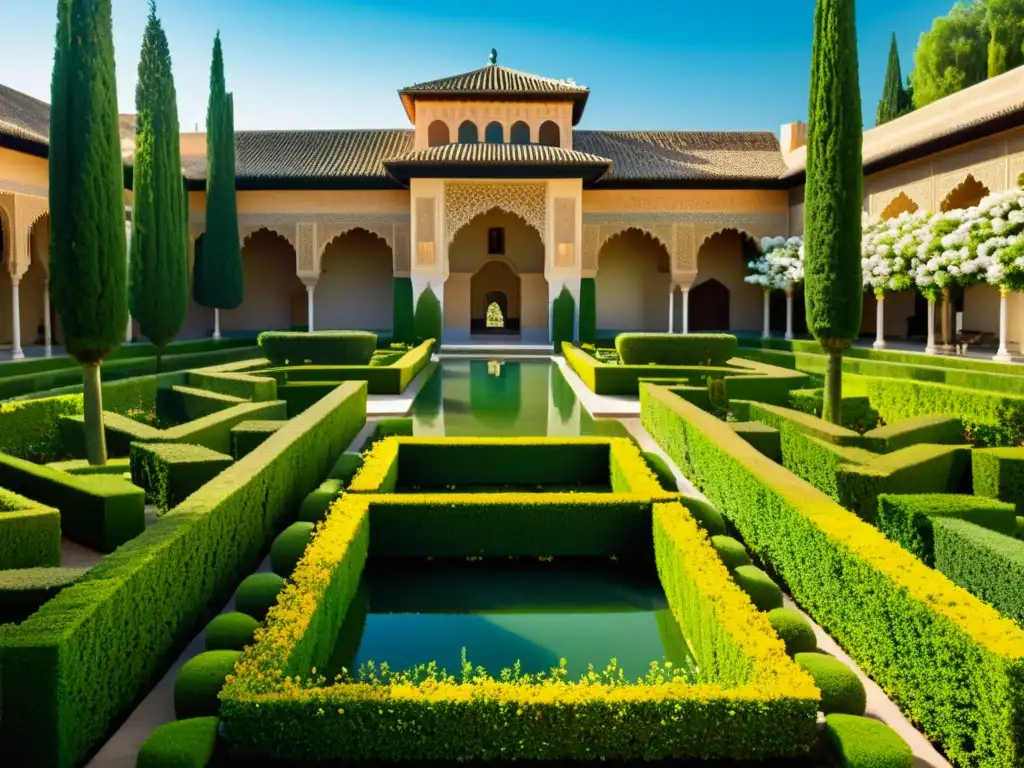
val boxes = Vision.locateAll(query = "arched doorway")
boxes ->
[220,228,305,335]
[693,229,762,332]
[471,261,520,335]
[446,208,545,343]
[318,228,393,332]
[688,279,730,331]
[595,228,670,335]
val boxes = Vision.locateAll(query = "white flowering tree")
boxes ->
[861,211,924,349]
[746,236,804,339]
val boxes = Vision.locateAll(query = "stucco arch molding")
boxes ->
[0,193,49,279]
[445,182,547,245]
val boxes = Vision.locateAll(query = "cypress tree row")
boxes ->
[876,33,911,125]
[194,33,243,336]
[49,0,129,465]
[578,277,596,345]
[392,277,416,344]
[130,1,188,370]
[803,0,864,425]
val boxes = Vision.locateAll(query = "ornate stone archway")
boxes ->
[445,182,547,245]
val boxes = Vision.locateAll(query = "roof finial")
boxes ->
[489,48,497,65]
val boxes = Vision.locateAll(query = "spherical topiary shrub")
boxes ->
[825,713,913,768]
[204,612,260,652]
[642,451,676,491]
[298,479,344,523]
[732,565,783,611]
[270,522,315,577]
[173,651,241,719]
[681,495,726,536]
[234,572,286,621]
[328,452,364,485]
[414,286,442,344]
[767,607,817,656]
[137,716,220,767]
[795,652,867,715]
[711,535,750,570]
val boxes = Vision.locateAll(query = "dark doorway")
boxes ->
[688,279,730,332]
[769,286,807,335]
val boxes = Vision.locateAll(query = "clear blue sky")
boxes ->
[0,0,955,135]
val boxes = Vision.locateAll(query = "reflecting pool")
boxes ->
[410,359,629,438]
[325,559,697,683]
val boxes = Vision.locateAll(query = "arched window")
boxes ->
[539,120,560,147]
[458,120,479,144]
[510,121,530,145]
[427,120,450,147]
[484,121,503,144]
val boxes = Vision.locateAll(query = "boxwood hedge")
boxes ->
[615,333,738,366]
[258,330,377,366]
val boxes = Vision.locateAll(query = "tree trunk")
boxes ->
[822,348,844,425]
[83,361,108,466]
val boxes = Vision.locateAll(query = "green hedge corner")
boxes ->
[173,651,241,720]
[767,607,817,656]
[328,452,364,485]
[0,566,85,624]
[711,535,750,570]
[130,443,234,515]
[824,714,913,768]
[680,495,727,536]
[733,565,784,611]
[136,716,220,768]
[270,522,315,577]
[795,652,867,715]
[234,573,286,621]
[616,333,738,366]
[204,612,261,652]
[641,451,676,491]
[298,479,344,523]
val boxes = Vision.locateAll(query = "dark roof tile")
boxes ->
[0,84,49,146]
[384,142,610,166]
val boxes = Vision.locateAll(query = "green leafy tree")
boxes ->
[578,277,596,344]
[910,2,989,107]
[414,285,442,343]
[49,0,129,465]
[877,33,913,124]
[193,33,242,333]
[986,0,1024,77]
[552,286,576,352]
[130,1,188,370]
[804,0,864,425]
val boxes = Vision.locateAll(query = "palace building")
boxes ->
[2,52,1024,356]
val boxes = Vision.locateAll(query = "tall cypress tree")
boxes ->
[877,33,911,125]
[49,0,129,465]
[804,0,864,425]
[193,33,243,334]
[130,1,188,369]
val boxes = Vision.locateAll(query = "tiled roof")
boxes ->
[399,63,590,124]
[574,131,789,182]
[0,84,49,148]
[383,142,612,183]
[233,130,414,182]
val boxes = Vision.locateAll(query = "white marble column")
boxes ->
[668,286,675,333]
[873,293,886,349]
[43,279,52,355]
[995,288,1012,362]
[681,287,690,334]
[10,277,24,360]
[925,299,936,354]
[785,286,794,341]
[307,285,315,332]
[213,308,221,340]
[762,290,771,339]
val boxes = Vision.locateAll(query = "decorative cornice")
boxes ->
[0,179,47,199]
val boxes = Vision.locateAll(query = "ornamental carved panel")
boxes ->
[415,197,436,266]
[554,197,576,267]
[295,221,318,274]
[445,182,547,244]
[393,222,411,274]
[10,196,49,278]
[582,224,600,272]
[673,224,695,272]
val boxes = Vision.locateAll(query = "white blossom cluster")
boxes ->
[860,211,926,295]
[745,236,804,291]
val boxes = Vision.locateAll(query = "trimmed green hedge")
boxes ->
[616,333,738,366]
[0,381,367,768]
[794,652,866,715]
[230,420,286,459]
[130,443,234,514]
[825,713,913,768]
[733,400,864,447]
[641,383,1024,768]
[174,651,241,719]
[0,567,84,624]
[973,447,1024,511]
[0,487,61,570]
[186,369,276,402]
[60,399,288,458]
[861,414,964,453]
[729,421,781,461]
[136,716,220,768]
[258,331,377,366]
[877,493,1017,566]
[0,453,144,552]
[166,385,244,422]
[365,495,654,558]
[933,516,1024,625]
